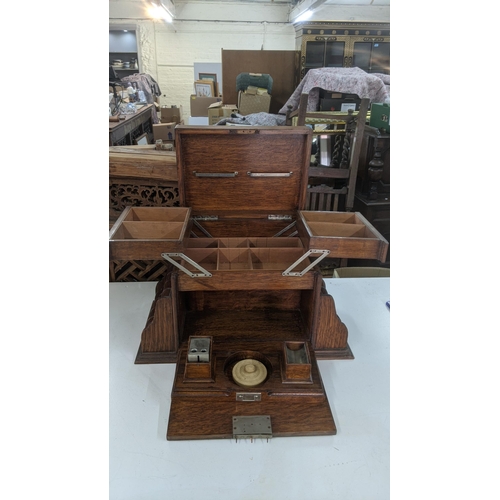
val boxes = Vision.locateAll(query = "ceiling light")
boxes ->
[294,9,313,23]
[149,1,174,23]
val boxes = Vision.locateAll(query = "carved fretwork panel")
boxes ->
[109,180,180,220]
[110,259,169,282]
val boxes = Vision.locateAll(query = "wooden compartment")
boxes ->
[122,206,189,222]
[114,221,185,240]
[297,210,389,262]
[183,336,215,382]
[109,206,192,260]
[178,249,219,273]
[218,248,252,271]
[250,248,308,271]
[177,246,311,273]
[168,338,335,440]
[281,341,312,383]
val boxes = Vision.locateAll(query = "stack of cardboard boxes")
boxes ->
[160,72,274,130]
[153,105,184,147]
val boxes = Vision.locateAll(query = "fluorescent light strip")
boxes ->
[150,1,173,23]
[294,9,313,23]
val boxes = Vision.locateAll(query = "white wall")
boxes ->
[109,0,390,120]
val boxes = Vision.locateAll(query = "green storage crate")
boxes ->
[369,103,390,132]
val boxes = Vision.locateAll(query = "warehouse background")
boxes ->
[109,0,390,114]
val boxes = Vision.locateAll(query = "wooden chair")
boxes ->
[286,94,369,212]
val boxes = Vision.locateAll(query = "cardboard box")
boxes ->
[369,103,390,132]
[333,267,390,278]
[190,95,222,117]
[153,122,177,142]
[237,91,271,115]
[160,105,183,124]
[207,102,239,125]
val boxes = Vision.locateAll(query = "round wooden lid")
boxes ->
[232,359,267,387]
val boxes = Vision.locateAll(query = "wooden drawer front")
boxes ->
[109,206,191,260]
[297,210,389,262]
[172,237,316,291]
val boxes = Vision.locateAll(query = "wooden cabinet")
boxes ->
[295,21,390,79]
[353,126,390,264]
[109,126,389,440]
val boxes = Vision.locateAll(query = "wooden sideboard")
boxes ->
[109,104,154,146]
[294,21,390,80]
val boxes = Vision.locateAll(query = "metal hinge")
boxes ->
[192,215,218,221]
[268,215,292,221]
[233,415,272,441]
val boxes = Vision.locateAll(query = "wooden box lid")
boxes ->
[175,126,312,213]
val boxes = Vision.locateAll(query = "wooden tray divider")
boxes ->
[124,206,190,222]
[217,238,249,249]
[217,248,253,271]
[307,222,373,238]
[186,238,219,248]
[250,248,309,271]
[300,211,358,224]
[118,221,185,240]
[180,249,218,273]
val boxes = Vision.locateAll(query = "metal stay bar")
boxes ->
[162,249,329,279]
[161,252,212,278]
[282,249,330,277]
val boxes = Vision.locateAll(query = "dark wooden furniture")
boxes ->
[356,125,390,200]
[109,103,154,146]
[354,192,389,253]
[295,21,390,79]
[221,49,300,114]
[286,93,369,212]
[109,126,388,440]
[353,125,390,264]
[109,145,179,282]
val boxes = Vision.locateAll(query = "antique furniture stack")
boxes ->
[109,125,388,440]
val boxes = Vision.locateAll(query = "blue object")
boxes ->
[386,301,390,310]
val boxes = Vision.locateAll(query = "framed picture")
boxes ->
[194,80,215,97]
[198,73,217,85]
[134,133,149,145]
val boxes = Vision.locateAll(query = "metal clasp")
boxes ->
[236,392,261,402]
[232,415,272,441]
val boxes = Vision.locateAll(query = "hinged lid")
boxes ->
[176,126,312,213]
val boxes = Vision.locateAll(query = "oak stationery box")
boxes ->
[109,125,388,440]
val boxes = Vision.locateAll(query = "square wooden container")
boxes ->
[109,206,192,260]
